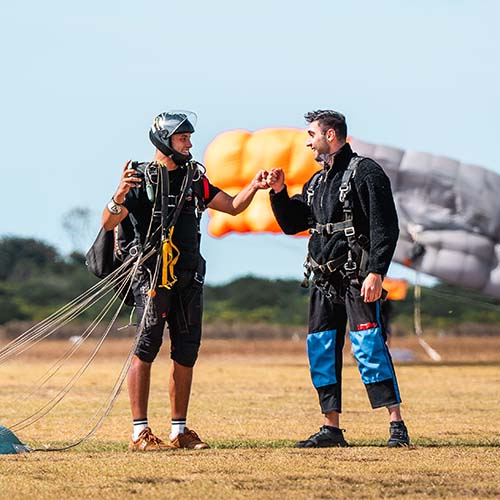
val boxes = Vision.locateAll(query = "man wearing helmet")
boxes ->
[102,111,269,451]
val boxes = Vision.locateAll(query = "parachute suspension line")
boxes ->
[1,250,156,417]
[422,286,500,312]
[32,247,164,451]
[33,294,151,451]
[6,255,143,435]
[9,180,164,448]
[413,270,442,362]
[0,254,142,365]
[1,162,165,449]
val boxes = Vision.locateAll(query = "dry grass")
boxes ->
[0,336,499,499]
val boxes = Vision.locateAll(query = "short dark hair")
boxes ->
[304,109,347,141]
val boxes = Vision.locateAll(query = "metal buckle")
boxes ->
[324,223,334,235]
[129,245,141,257]
[339,184,350,202]
[167,195,178,208]
[194,272,204,285]
[344,260,357,272]
[326,260,338,273]
[306,187,314,205]
[344,227,355,237]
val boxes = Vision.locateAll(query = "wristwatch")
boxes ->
[107,197,123,215]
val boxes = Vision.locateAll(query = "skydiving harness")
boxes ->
[153,160,208,289]
[302,156,370,299]
[87,160,210,303]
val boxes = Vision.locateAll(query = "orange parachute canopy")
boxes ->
[204,128,317,237]
[382,278,408,301]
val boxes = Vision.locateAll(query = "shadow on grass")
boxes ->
[210,439,500,449]
[24,437,499,453]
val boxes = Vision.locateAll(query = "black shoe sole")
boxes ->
[295,441,349,448]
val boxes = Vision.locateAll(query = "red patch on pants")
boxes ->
[357,322,377,331]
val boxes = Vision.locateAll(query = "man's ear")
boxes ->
[326,129,335,142]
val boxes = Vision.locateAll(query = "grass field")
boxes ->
[0,336,499,499]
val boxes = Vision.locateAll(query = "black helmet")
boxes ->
[149,111,197,165]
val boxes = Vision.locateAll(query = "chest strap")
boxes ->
[302,156,370,289]
[310,220,354,236]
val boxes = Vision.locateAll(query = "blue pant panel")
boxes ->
[349,326,396,384]
[307,329,337,388]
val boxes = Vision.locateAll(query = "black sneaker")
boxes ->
[295,426,349,448]
[388,421,410,447]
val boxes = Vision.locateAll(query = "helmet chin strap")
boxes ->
[152,136,192,166]
[169,146,192,166]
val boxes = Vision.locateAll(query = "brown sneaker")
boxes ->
[129,427,172,451]
[170,428,210,449]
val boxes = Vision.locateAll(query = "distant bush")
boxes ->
[0,236,499,336]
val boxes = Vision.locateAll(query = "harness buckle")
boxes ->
[344,227,355,237]
[326,260,338,273]
[344,260,357,272]
[129,244,142,257]
[324,223,335,235]
[167,195,178,208]
[306,187,315,205]
[194,272,204,285]
[339,184,350,202]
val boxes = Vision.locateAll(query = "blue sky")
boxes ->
[1,1,498,284]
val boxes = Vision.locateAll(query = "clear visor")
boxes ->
[165,109,197,135]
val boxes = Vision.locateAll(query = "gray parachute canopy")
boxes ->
[350,138,500,299]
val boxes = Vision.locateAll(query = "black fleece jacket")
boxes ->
[269,143,399,276]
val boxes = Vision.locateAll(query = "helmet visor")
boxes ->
[164,110,197,136]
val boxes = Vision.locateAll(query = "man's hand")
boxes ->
[251,169,270,190]
[360,273,383,302]
[267,168,285,193]
[113,160,142,204]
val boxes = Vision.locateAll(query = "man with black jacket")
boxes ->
[267,110,410,448]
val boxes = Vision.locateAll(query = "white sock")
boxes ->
[170,419,186,439]
[132,419,148,440]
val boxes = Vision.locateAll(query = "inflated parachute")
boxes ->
[204,129,500,298]
[204,129,314,237]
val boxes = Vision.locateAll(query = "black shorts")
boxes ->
[132,263,204,367]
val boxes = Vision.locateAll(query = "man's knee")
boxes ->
[135,335,163,363]
[170,341,200,368]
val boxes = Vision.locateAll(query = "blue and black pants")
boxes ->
[307,280,401,414]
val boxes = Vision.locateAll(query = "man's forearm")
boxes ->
[229,184,259,215]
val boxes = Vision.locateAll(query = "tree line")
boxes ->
[1,236,499,333]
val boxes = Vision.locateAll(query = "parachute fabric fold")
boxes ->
[0,426,31,454]
[349,138,500,298]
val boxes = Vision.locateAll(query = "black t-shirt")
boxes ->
[123,163,220,270]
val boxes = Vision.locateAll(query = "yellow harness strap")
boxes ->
[159,226,180,289]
